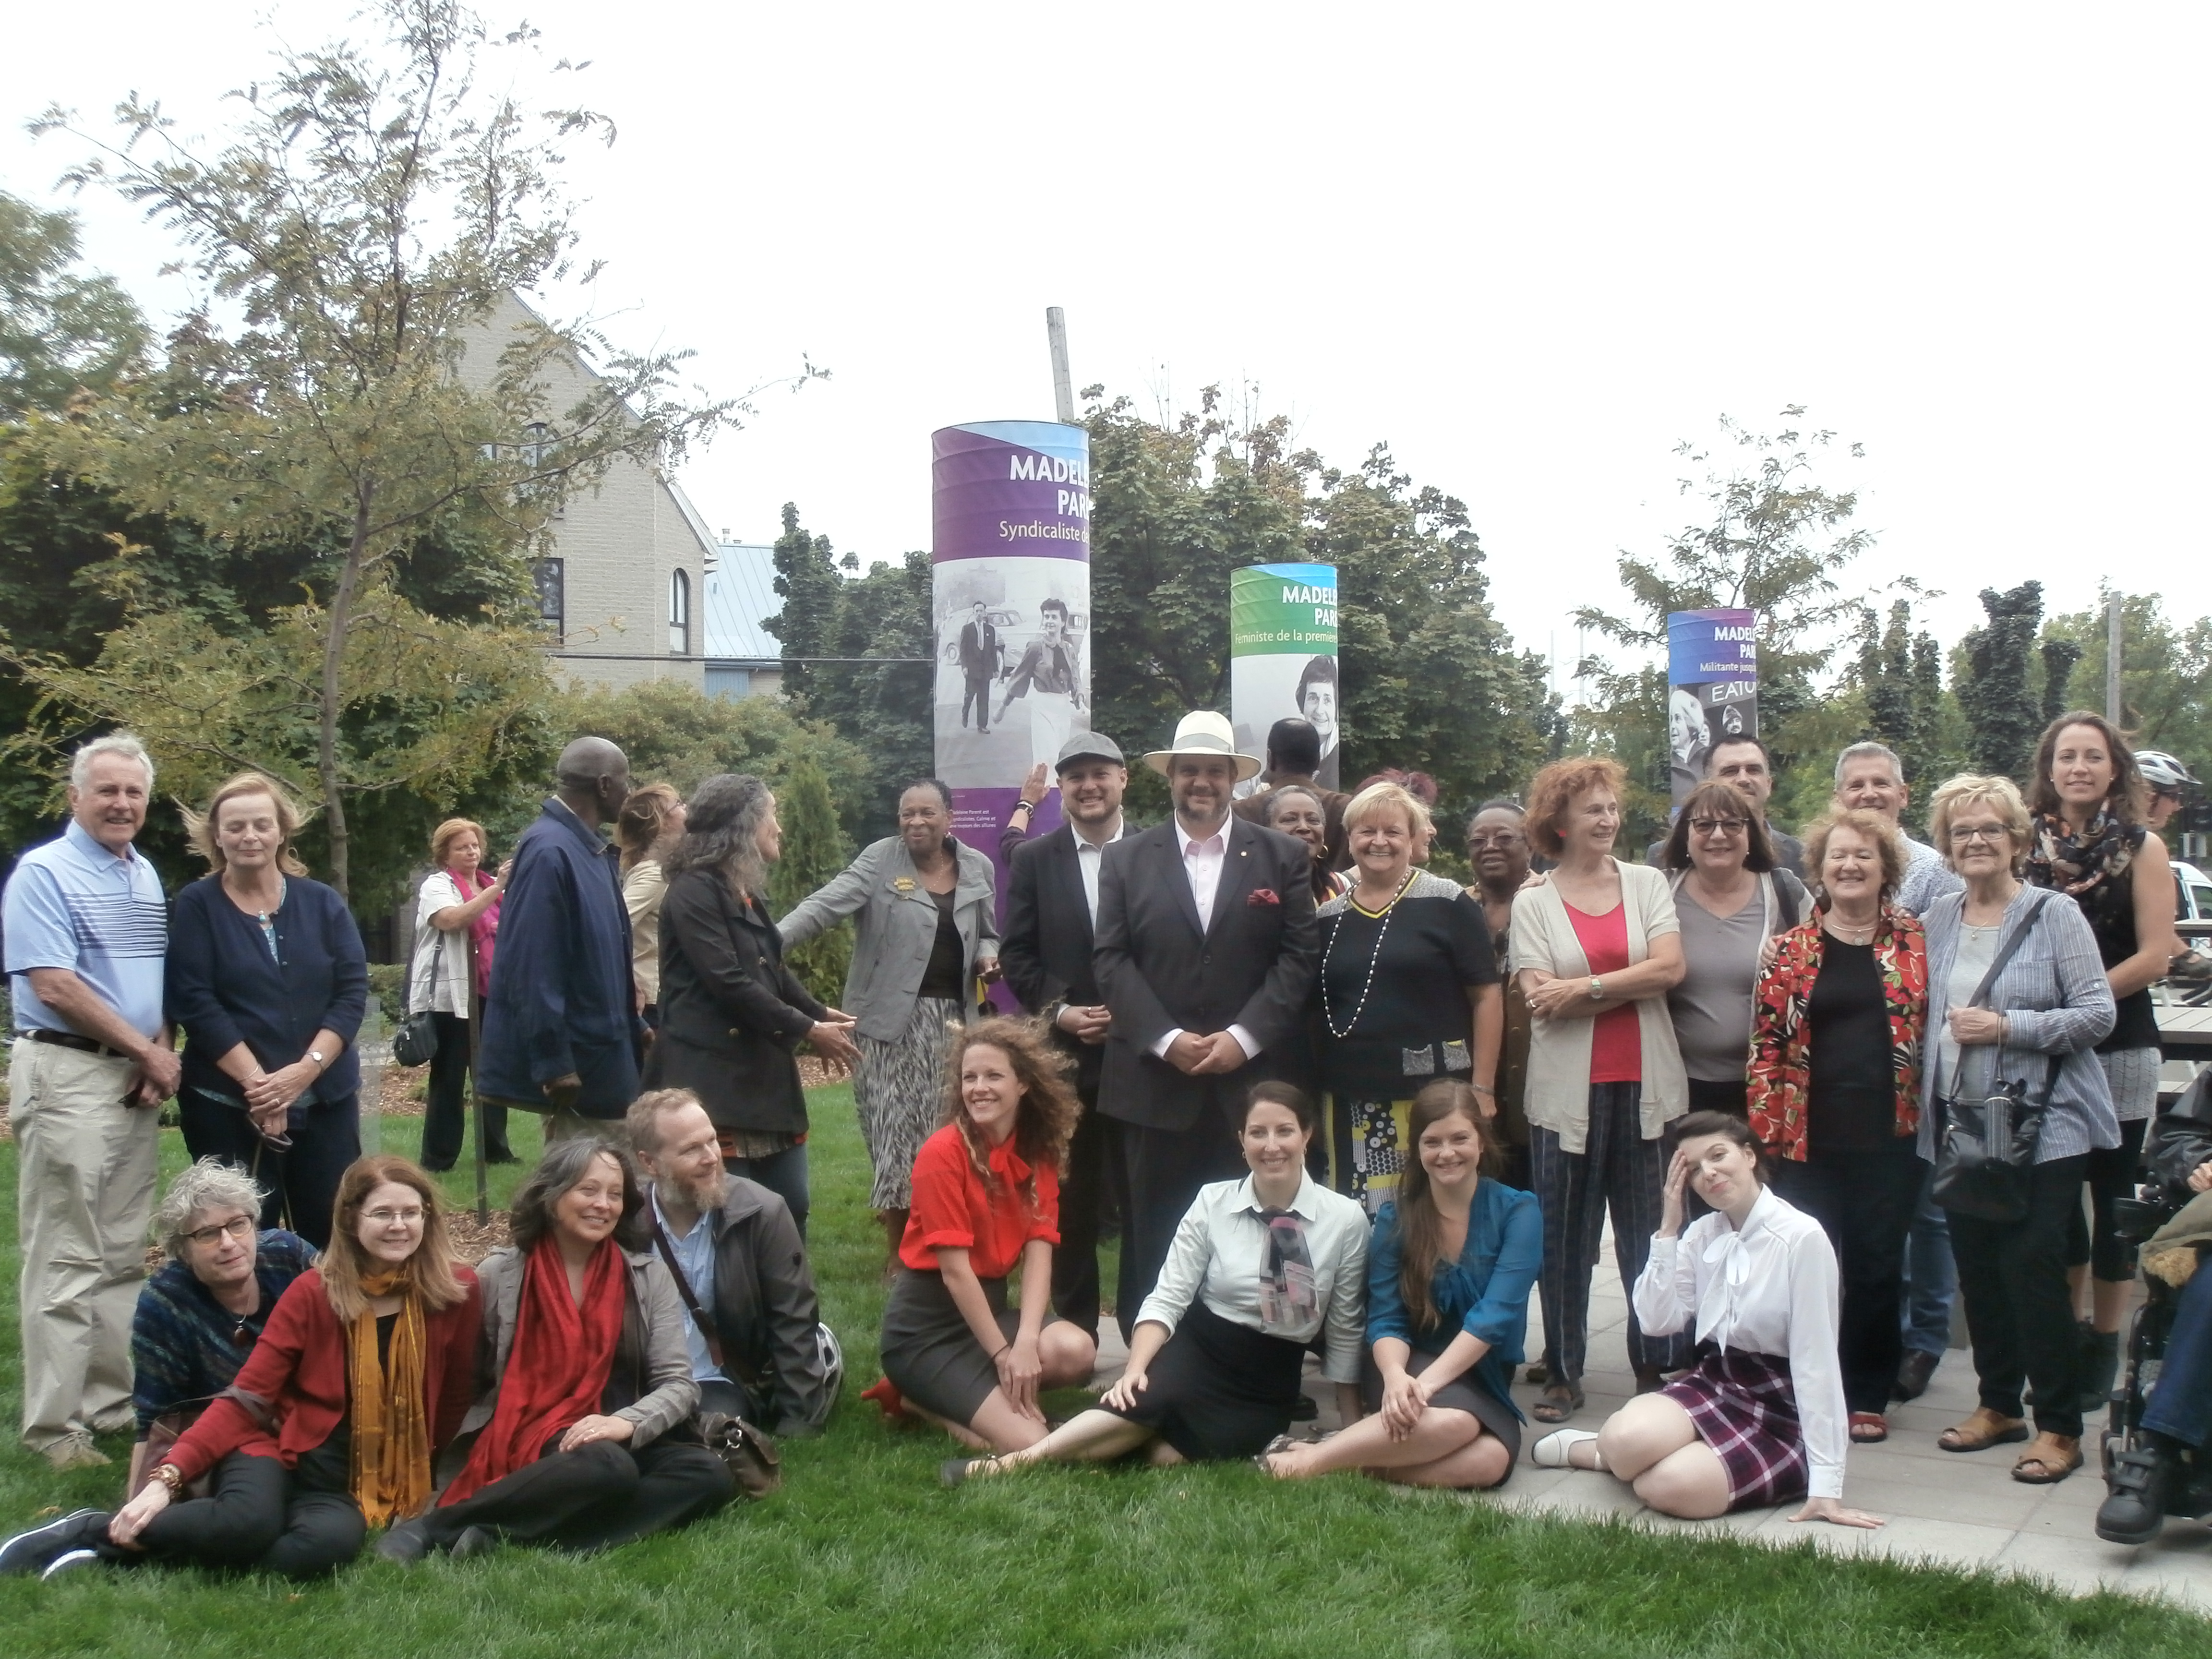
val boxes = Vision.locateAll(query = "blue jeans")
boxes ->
[1899,1164,1957,1356]
[2144,1256,2212,1450]
[726,1140,809,1237]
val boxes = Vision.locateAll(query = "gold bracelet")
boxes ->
[152,1463,184,1494]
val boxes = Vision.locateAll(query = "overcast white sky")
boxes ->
[7,3,2207,694]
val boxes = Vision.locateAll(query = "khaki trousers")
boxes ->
[12,1040,160,1450]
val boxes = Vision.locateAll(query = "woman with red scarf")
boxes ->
[409,818,515,1171]
[378,1139,731,1563]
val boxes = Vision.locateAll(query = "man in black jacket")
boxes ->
[628,1089,836,1438]
[1094,711,1320,1334]
[957,602,998,733]
[1000,731,1130,1341]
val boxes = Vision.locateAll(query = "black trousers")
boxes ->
[1114,1114,1245,1342]
[126,1445,364,1579]
[2065,1115,2150,1283]
[962,673,992,730]
[1948,1153,2092,1438]
[421,1438,733,1555]
[1051,1086,1118,1340]
[178,1092,361,1252]
[1768,1135,1923,1416]
[422,1011,513,1170]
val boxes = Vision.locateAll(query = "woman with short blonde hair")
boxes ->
[408,817,513,1170]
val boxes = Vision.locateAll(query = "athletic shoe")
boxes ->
[0,1510,108,1576]
[39,1549,104,1581]
[39,1433,110,1471]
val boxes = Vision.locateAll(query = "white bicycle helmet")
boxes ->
[817,1322,845,1406]
[2139,751,2198,794]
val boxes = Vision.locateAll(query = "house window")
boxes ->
[530,558,565,640]
[668,568,691,656]
[520,422,551,471]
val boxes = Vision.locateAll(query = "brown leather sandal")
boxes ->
[2012,1432,2083,1484]
[1938,1407,2030,1453]
[1530,1382,1585,1424]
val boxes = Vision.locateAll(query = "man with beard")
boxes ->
[628,1088,835,1437]
[999,732,1131,1342]
[1093,711,1319,1333]
[1465,800,1536,1193]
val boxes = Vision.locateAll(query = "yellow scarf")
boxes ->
[349,1269,432,1527]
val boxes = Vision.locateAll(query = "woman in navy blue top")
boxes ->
[1262,1080,1541,1487]
[167,773,368,1249]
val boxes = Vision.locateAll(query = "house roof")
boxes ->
[705,542,781,662]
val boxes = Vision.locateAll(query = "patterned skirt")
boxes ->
[1659,1344,1809,1511]
[1327,1094,1412,1218]
[855,998,962,1210]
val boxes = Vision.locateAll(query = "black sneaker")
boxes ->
[0,1510,108,1576]
[1288,1394,1319,1422]
[2097,1445,2181,1545]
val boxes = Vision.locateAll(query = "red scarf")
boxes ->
[447,866,501,997]
[441,1236,625,1504]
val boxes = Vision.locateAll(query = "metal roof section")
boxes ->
[706,541,781,662]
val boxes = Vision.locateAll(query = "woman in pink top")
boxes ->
[1510,757,1693,1422]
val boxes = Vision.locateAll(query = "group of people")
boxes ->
[0,693,2199,1577]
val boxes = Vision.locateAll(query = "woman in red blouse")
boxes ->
[875,1018,1095,1453]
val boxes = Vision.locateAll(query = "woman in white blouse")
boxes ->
[940,1083,1367,1483]
[1531,1112,1882,1527]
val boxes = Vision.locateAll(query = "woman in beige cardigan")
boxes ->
[1511,757,1692,1421]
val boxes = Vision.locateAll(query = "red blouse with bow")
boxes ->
[898,1123,1060,1278]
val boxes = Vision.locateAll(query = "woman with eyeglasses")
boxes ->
[0,1156,480,1581]
[1659,781,1810,1120]
[1919,775,2116,1485]
[1746,809,1928,1446]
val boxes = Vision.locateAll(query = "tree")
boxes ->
[768,757,853,1006]
[2044,590,2212,785]
[764,502,845,707]
[31,0,740,895]
[1957,582,2048,777]
[0,191,148,418]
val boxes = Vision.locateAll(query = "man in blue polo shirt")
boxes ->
[3,733,179,1469]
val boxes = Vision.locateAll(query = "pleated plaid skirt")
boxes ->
[1659,1344,1809,1512]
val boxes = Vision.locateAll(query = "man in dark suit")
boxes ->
[1232,716,1349,872]
[999,730,1130,1342]
[957,602,998,733]
[1093,710,1320,1334]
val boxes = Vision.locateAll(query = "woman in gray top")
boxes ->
[781,778,1000,1266]
[1659,781,1808,1118]
[1918,774,2116,1487]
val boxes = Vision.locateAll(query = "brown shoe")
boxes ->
[2013,1432,2083,1484]
[1938,1407,2030,1453]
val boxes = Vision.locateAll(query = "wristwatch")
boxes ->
[308,1048,329,1070]
[1587,977,1604,1001]
[151,1463,184,1494]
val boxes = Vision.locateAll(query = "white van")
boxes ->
[2176,860,2212,924]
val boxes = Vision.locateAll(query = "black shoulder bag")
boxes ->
[1932,894,2061,1225]
[393,926,444,1068]
[650,1219,782,1499]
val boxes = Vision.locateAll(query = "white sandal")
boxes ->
[1531,1429,1605,1470]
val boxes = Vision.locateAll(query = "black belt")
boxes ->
[21,1029,132,1061]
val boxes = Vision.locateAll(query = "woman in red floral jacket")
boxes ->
[1748,809,1928,1445]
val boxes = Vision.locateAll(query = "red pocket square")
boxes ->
[1247,888,1281,906]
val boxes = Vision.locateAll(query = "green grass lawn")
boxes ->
[0,1086,2205,1656]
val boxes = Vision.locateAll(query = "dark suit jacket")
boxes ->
[1000,822,1112,1095]
[959,620,998,677]
[1093,815,1319,1132]
[479,799,640,1118]
[647,869,827,1135]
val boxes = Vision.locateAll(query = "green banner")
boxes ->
[1231,563,1338,657]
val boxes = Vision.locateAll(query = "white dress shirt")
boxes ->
[1135,1172,1370,1384]
[1071,817,1125,927]
[1632,1187,1849,1500]
[1152,815,1258,1061]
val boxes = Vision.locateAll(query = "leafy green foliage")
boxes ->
[0,191,148,419]
[769,756,854,1005]
[1958,582,2050,778]
[2045,591,2212,785]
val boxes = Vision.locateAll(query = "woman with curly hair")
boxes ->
[1746,809,1928,1445]
[646,773,858,1234]
[1510,755,1691,1421]
[877,1017,1096,1453]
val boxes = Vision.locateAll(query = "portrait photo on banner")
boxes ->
[934,554,1092,789]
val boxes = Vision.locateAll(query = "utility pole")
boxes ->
[2106,593,2124,722]
[1046,306,1075,424]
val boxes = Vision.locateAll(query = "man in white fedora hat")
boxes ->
[1092,710,1319,1336]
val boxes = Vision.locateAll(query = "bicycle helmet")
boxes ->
[2140,751,2198,794]
[817,1322,845,1405]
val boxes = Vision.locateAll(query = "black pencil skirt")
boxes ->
[1104,1299,1309,1462]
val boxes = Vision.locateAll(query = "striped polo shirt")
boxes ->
[4,818,168,1040]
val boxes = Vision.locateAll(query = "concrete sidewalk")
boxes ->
[1090,1229,2212,1611]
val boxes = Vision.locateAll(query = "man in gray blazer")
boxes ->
[1093,711,1319,1335]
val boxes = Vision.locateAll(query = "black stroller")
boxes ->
[2098,1069,2212,1542]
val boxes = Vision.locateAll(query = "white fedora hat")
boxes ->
[1142,710,1263,782]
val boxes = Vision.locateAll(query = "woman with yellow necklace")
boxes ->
[1314,782,1503,1217]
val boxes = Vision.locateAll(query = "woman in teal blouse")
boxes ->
[1261,1080,1540,1487]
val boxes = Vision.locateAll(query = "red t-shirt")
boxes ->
[1565,901,1643,1084]
[898,1123,1061,1280]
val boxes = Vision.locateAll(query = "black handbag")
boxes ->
[393,927,444,1068]
[1932,893,2058,1225]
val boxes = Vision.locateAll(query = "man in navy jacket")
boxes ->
[479,737,640,1131]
